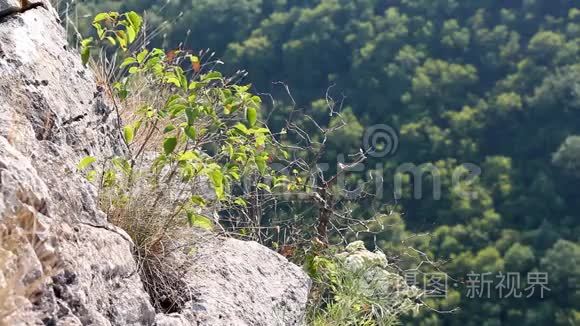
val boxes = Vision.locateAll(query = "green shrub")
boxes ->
[307,241,423,325]
[77,11,291,312]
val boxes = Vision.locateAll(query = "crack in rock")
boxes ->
[0,0,47,21]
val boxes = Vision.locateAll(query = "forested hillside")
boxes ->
[67,0,580,324]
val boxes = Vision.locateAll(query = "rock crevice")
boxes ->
[0,0,51,21]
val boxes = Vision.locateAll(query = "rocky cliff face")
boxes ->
[0,2,310,325]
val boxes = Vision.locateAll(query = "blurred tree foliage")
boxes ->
[71,0,580,324]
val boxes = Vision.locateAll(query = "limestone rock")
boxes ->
[155,232,311,326]
[0,4,154,325]
[0,0,20,17]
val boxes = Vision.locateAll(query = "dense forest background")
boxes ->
[67,0,579,324]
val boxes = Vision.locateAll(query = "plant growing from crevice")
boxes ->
[77,11,292,312]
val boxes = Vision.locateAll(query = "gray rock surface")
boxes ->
[0,0,20,17]
[0,4,155,325]
[0,3,310,325]
[157,232,311,326]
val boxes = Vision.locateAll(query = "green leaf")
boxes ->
[103,169,116,187]
[86,170,97,182]
[273,175,290,188]
[234,198,247,207]
[150,48,165,57]
[136,49,148,63]
[126,25,137,44]
[77,156,96,170]
[115,30,128,49]
[105,36,117,46]
[187,212,213,230]
[165,94,182,107]
[190,195,206,206]
[178,151,196,162]
[120,57,137,68]
[189,55,200,64]
[255,133,266,147]
[201,71,222,81]
[209,169,225,199]
[167,103,187,117]
[257,183,271,192]
[123,125,134,143]
[251,95,262,105]
[179,72,188,91]
[251,127,270,134]
[80,37,93,47]
[163,137,178,155]
[184,126,196,140]
[233,123,249,135]
[112,157,132,175]
[185,107,198,125]
[163,125,176,133]
[81,46,91,66]
[229,169,240,181]
[180,162,195,180]
[93,13,110,23]
[281,149,290,160]
[246,107,257,127]
[166,76,181,87]
[133,120,142,134]
[255,156,267,175]
[126,11,143,35]
[188,81,200,90]
[118,88,128,100]
[93,23,105,39]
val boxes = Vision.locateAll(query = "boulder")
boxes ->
[155,232,311,326]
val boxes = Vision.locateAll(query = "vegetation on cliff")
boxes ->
[66,1,580,325]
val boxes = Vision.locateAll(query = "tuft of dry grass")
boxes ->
[0,209,60,325]
[103,182,196,313]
